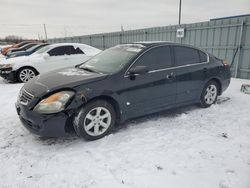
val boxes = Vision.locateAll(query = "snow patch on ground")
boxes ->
[0,78,249,188]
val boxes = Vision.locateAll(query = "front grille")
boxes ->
[18,89,34,105]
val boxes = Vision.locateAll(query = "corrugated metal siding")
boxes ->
[48,15,250,79]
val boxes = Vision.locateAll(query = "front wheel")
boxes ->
[17,67,37,83]
[73,100,116,141]
[199,81,219,108]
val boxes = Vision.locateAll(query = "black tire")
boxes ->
[17,67,38,83]
[199,80,219,108]
[73,100,116,141]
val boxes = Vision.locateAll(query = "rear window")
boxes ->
[71,46,84,54]
[199,51,207,62]
[174,46,200,66]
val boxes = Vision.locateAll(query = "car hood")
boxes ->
[0,53,42,64]
[0,56,27,65]
[9,51,27,57]
[23,67,108,97]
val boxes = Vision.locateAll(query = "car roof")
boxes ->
[115,41,180,50]
[118,41,209,56]
[125,41,204,47]
[17,41,38,46]
[47,43,101,53]
[122,41,207,51]
[132,41,182,47]
[33,43,49,47]
[48,43,95,48]
[43,43,101,56]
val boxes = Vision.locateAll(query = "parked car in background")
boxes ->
[15,42,231,140]
[6,43,40,55]
[6,43,49,59]
[0,53,6,61]
[0,43,101,82]
[1,41,34,56]
[0,44,12,51]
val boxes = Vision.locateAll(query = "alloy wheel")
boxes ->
[19,69,36,83]
[83,107,112,136]
[204,84,217,105]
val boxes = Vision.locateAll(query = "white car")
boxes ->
[0,43,101,82]
[0,54,5,60]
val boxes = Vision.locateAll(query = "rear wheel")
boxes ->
[17,67,37,83]
[200,81,218,108]
[73,100,116,140]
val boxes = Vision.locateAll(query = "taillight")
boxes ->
[222,59,230,67]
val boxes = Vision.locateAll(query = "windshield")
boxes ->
[27,44,40,52]
[27,44,48,52]
[19,43,31,50]
[34,45,51,54]
[79,45,144,74]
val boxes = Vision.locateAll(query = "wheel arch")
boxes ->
[15,66,40,82]
[16,66,40,76]
[86,95,122,125]
[206,78,222,95]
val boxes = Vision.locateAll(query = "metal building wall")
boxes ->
[48,15,250,79]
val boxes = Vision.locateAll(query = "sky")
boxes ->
[0,0,249,39]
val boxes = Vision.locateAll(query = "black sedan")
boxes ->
[6,43,49,58]
[15,42,231,140]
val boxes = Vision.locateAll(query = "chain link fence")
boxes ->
[48,15,250,79]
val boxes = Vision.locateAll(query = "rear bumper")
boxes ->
[0,68,17,82]
[221,78,231,94]
[219,65,231,94]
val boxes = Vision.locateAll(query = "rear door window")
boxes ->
[173,46,201,66]
[133,46,172,71]
[199,51,207,62]
[48,46,72,56]
[70,46,84,54]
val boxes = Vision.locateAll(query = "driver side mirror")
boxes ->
[127,66,149,80]
[128,66,149,75]
[43,53,50,59]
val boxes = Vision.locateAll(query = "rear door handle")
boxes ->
[203,68,208,72]
[166,72,174,80]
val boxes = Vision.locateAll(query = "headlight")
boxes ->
[0,64,13,69]
[34,91,75,114]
